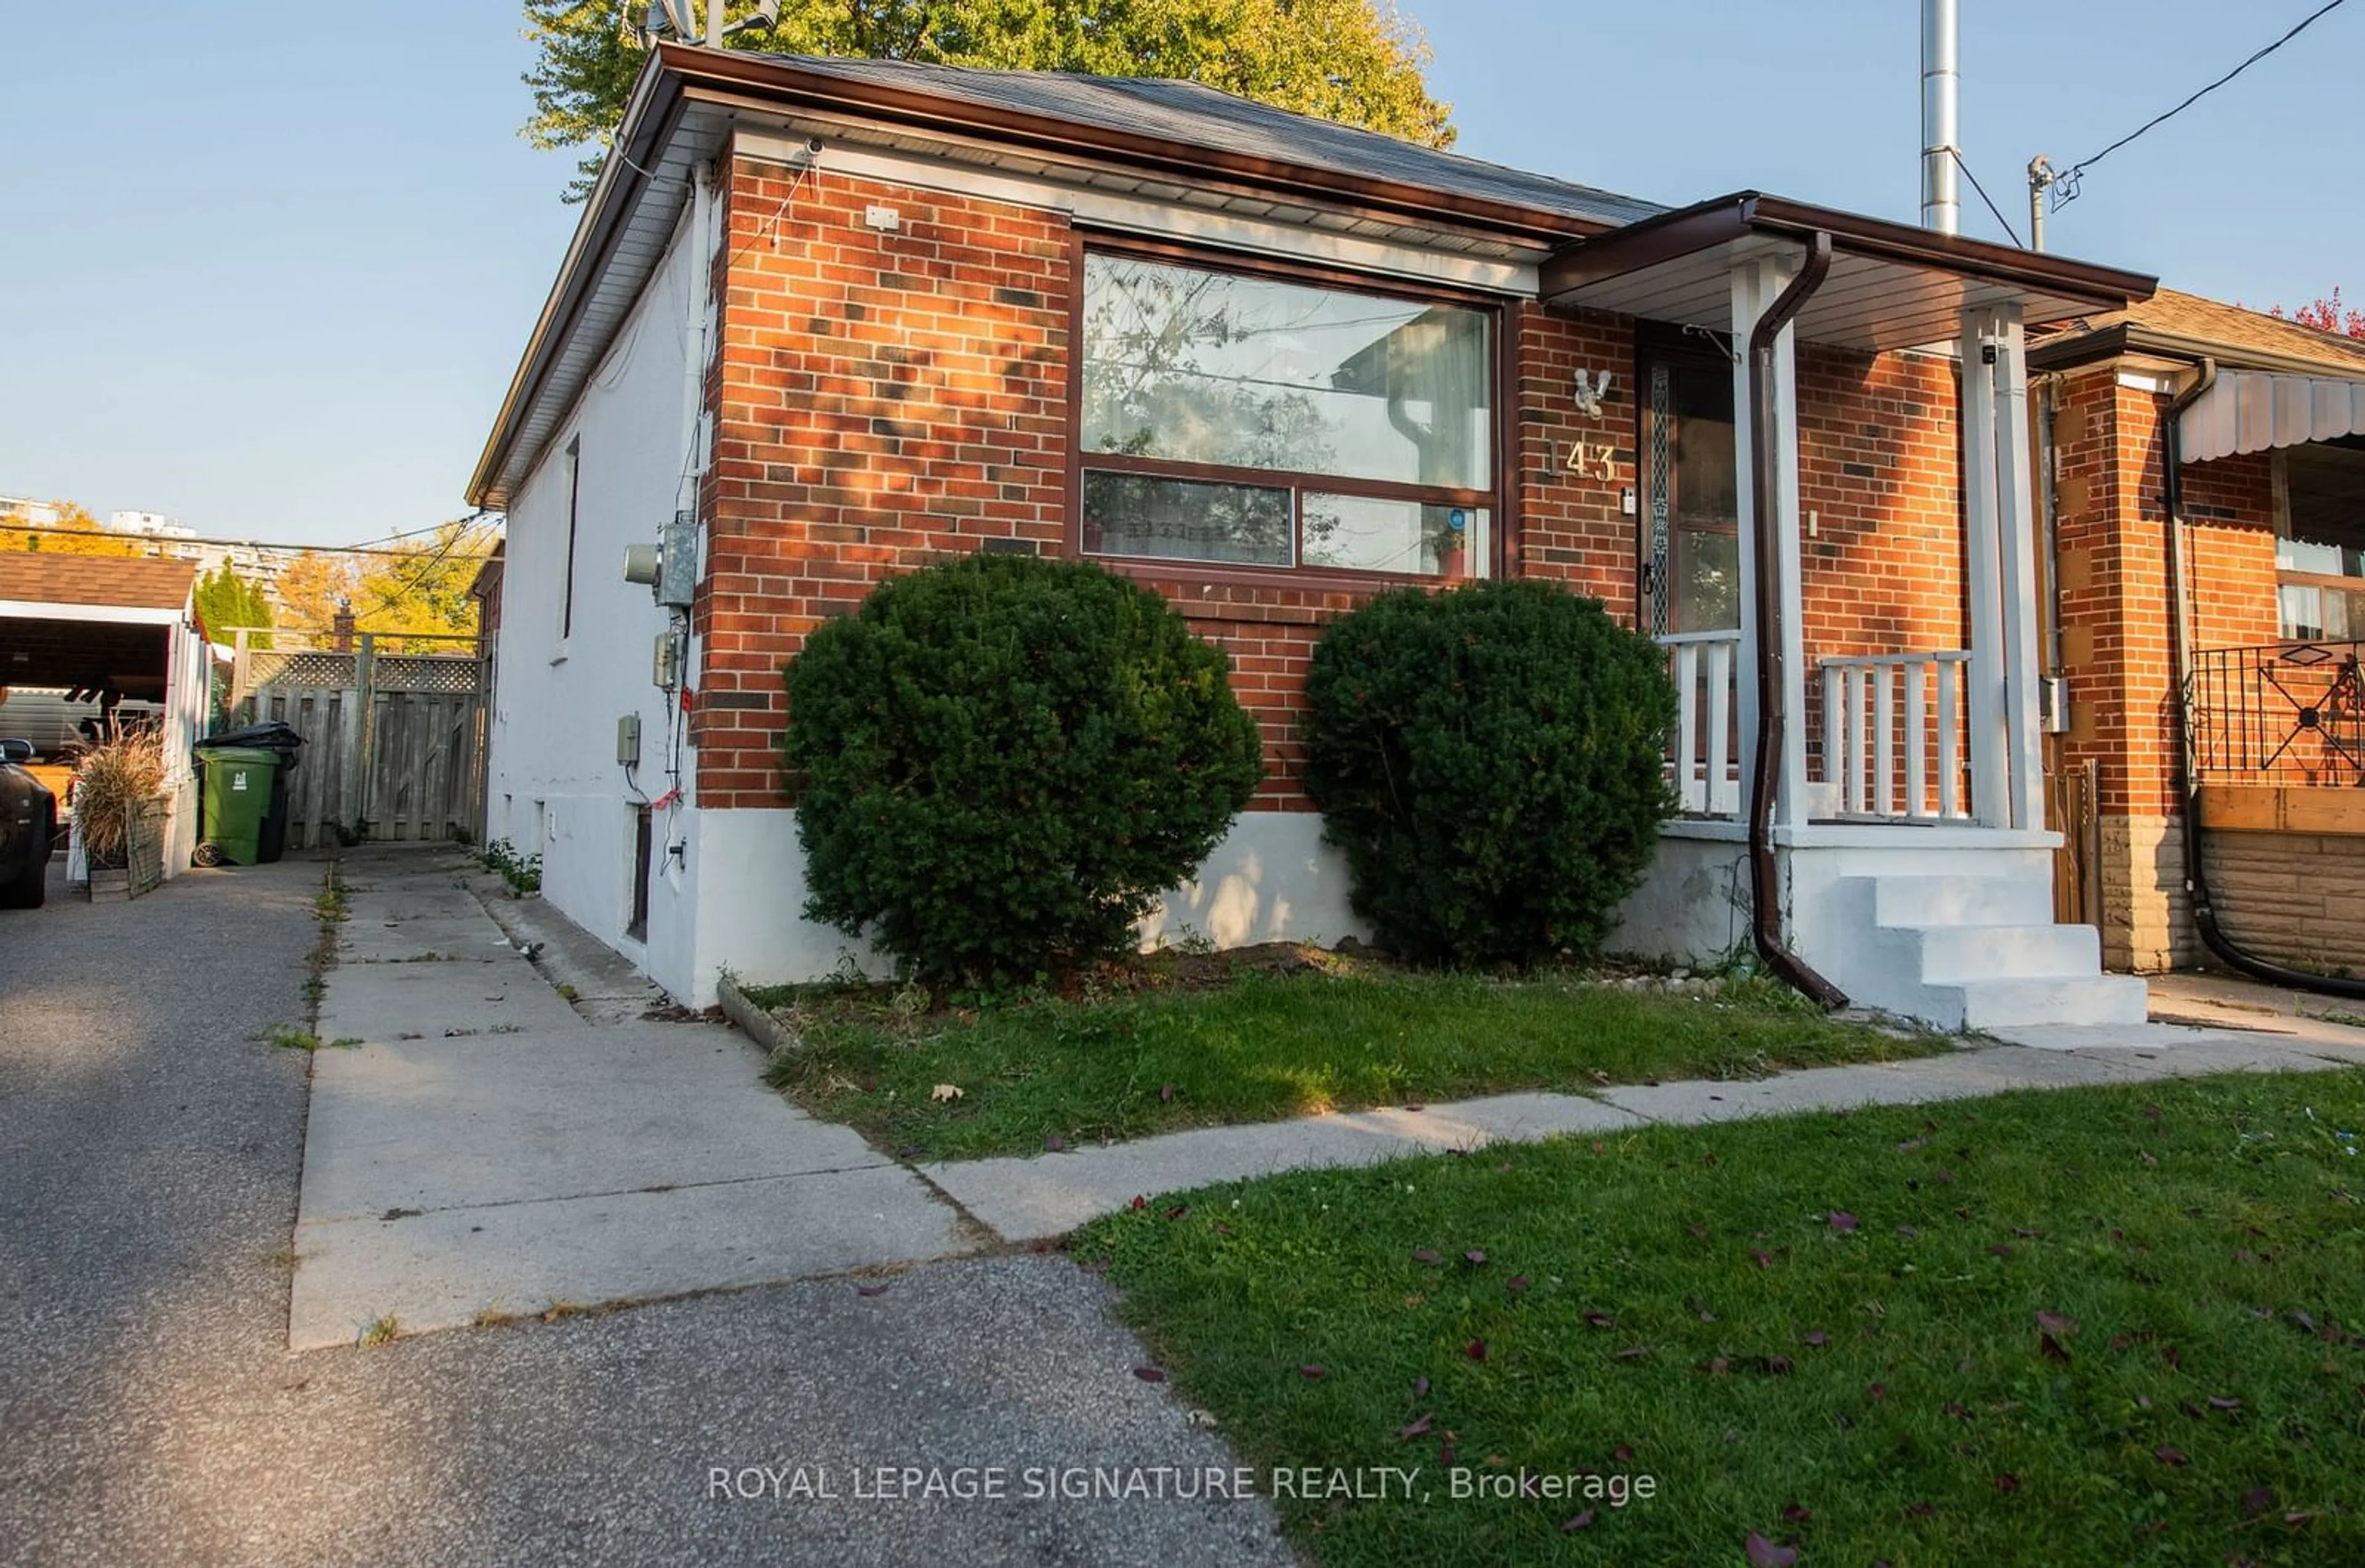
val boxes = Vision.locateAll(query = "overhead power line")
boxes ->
[2052,0,2350,210]
[1,519,501,560]
[1948,148,2026,248]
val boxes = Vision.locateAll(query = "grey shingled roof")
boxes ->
[748,52,1667,229]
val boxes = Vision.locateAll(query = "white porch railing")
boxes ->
[1817,652,1975,823]
[1662,631,1744,818]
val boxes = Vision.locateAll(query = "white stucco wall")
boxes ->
[485,204,705,997]
[661,806,1367,1006]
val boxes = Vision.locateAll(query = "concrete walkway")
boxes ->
[291,847,979,1351]
[923,1019,2363,1242]
[301,848,2365,1336]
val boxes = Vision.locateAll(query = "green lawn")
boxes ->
[751,963,1941,1162]
[1077,1070,2365,1567]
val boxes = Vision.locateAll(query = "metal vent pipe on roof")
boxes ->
[1922,0,1960,235]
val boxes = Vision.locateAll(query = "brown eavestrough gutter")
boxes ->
[1540,192,2154,309]
[2026,320,2365,383]
[1744,231,1848,1011]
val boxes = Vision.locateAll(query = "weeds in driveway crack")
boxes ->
[262,1024,358,1053]
[358,1313,400,1347]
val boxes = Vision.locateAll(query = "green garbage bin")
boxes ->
[199,746,282,867]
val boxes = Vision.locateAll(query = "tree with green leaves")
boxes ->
[195,563,274,646]
[522,0,1452,200]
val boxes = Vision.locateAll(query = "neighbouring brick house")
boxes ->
[468,46,2161,1024]
[2028,292,2365,976]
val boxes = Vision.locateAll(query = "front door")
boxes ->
[1639,344,1742,636]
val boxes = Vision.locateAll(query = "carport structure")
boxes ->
[0,555,212,880]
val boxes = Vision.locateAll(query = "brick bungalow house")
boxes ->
[2029,291,2365,978]
[467,44,2162,1025]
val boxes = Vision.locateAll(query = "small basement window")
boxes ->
[2276,440,2365,639]
[1078,249,1497,580]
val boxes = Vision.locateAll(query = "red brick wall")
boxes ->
[692,155,1070,807]
[1514,304,1637,612]
[687,143,1975,815]
[1795,346,1965,658]
[2181,453,2280,653]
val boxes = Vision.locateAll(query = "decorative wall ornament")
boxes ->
[1572,368,1615,418]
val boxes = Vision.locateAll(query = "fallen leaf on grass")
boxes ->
[1399,1413,1433,1441]
[1870,1381,1889,1401]
[2209,1395,2243,1410]
[2040,1333,2072,1364]
[1829,1211,1859,1232]
[1615,1346,1651,1361]
[1300,1364,1324,1380]
[1411,1376,1430,1397]
[929,1083,963,1102]
[1801,1330,1829,1348]
[1412,1248,1442,1266]
[2241,1485,2276,1516]
[1507,1275,1531,1295]
[1562,1509,1596,1532]
[2154,1446,2188,1466]
[1905,1501,1936,1517]
[1044,1133,1066,1152]
[1464,1250,1488,1266]
[1164,1204,1189,1220]
[1750,1248,1774,1268]
[1988,1244,2015,1258]
[1782,1502,1812,1522]
[1897,1138,1927,1153]
[1584,1311,1616,1330]
[1157,1084,1175,1104]
[1994,1473,2021,1493]
[1744,1531,1798,1567]
[1763,1355,1793,1375]
[1133,1367,1166,1383]
[2037,1310,2080,1336]
[1128,1195,1146,1211]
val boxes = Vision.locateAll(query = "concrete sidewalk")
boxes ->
[924,1020,2362,1243]
[290,846,979,1351]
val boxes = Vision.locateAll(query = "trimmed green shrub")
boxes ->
[781,552,1264,990]
[1302,580,1676,968]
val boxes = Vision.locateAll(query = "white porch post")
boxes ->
[1958,306,2012,825]
[1770,267,1809,824]
[1991,305,2045,828]
[1729,263,1764,804]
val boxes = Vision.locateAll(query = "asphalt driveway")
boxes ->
[0,850,1287,1566]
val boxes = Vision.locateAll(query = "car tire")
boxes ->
[1,816,50,910]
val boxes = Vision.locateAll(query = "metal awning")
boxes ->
[2181,368,2365,464]
[1541,192,2155,352]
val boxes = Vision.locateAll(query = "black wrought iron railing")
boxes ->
[2189,640,2365,784]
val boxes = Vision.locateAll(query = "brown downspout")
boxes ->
[1745,232,1848,1009]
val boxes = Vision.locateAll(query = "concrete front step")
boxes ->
[1955,973,2149,1030]
[1911,921,2101,984]
[1866,872,2055,928]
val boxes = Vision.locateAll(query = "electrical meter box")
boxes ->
[656,510,698,608]
[617,713,642,767]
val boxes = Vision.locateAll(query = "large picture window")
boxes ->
[1078,251,1495,578]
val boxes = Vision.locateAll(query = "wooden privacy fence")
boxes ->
[225,629,488,850]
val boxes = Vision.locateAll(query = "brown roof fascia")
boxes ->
[1542,192,2156,309]
[2026,320,2365,382]
[665,45,1608,249]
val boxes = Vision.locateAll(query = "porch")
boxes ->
[1540,193,2155,1026]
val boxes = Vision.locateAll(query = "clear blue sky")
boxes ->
[1,1,2353,548]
